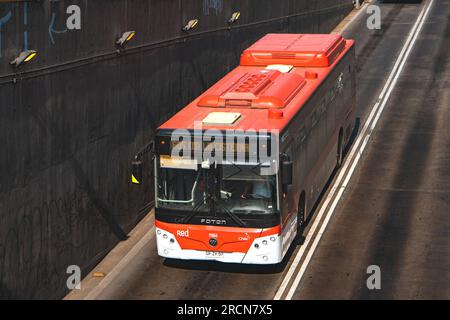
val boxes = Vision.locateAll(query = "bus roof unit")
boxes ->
[240,33,346,67]
[197,70,306,109]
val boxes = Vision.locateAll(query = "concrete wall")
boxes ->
[0,0,353,299]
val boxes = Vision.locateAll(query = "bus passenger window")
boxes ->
[298,128,306,144]
[312,111,318,127]
[329,89,336,102]
[337,73,344,92]
[319,102,326,116]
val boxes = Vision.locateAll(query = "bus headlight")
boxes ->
[242,234,282,264]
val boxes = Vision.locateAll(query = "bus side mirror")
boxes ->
[131,140,155,185]
[281,161,293,185]
[131,160,143,185]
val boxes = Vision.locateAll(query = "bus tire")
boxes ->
[337,130,344,169]
[296,193,306,245]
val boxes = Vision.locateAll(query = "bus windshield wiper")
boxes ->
[181,197,207,225]
[182,166,246,227]
[212,197,247,227]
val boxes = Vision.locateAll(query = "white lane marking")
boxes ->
[273,3,374,301]
[275,0,435,300]
[83,225,156,300]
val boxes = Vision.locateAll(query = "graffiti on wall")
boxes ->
[0,3,81,58]
[0,11,11,57]
[203,0,223,16]
[0,189,108,299]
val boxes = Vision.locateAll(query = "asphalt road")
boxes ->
[294,0,450,299]
[85,0,450,300]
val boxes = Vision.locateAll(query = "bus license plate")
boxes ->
[205,251,224,258]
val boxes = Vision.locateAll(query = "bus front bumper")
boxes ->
[156,227,283,265]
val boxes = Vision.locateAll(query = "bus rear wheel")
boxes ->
[296,194,306,245]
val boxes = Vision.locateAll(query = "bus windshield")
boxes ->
[156,158,278,215]
[219,163,278,215]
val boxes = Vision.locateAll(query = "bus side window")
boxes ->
[337,72,344,93]
[299,128,306,144]
[295,127,306,153]
[282,146,295,218]
[311,111,318,127]
[335,70,346,117]
[329,89,335,103]
[319,101,326,116]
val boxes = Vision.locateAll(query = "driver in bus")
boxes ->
[241,180,273,199]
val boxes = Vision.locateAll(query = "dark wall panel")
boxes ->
[0,0,353,299]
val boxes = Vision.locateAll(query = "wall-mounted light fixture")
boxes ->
[10,50,37,67]
[229,12,241,24]
[183,19,199,31]
[116,31,136,47]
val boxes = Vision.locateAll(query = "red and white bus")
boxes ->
[137,34,355,264]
